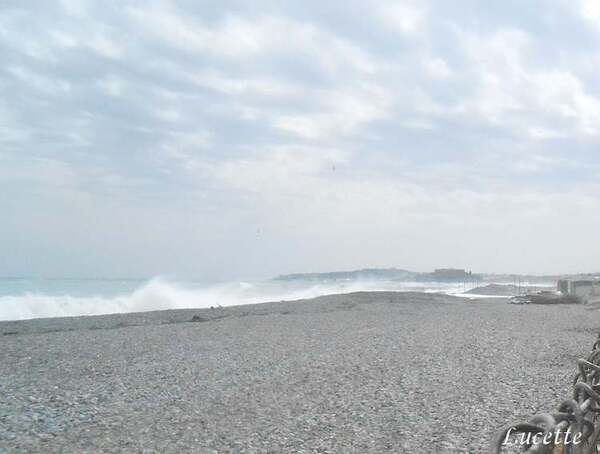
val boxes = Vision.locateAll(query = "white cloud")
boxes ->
[88,34,123,59]
[528,126,566,140]
[199,145,600,273]
[511,153,566,173]
[273,84,390,140]
[190,69,299,98]
[48,28,123,59]
[97,75,126,96]
[436,27,600,137]
[128,4,377,76]
[377,2,427,36]
[7,66,71,95]
[579,0,600,24]
[50,29,78,48]
[128,5,263,57]
[59,0,89,17]
[207,146,346,190]
[0,157,78,187]
[4,0,600,277]
[424,57,453,79]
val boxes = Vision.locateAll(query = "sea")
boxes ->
[0,276,526,321]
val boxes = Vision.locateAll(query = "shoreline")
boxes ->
[0,290,461,335]
[2,291,597,452]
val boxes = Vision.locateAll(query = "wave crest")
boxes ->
[0,278,474,321]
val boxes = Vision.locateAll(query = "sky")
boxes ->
[2,0,600,280]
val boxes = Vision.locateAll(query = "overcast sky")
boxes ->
[3,0,600,279]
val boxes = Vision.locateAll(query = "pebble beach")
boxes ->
[1,292,597,453]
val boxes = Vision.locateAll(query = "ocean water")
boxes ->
[0,277,484,321]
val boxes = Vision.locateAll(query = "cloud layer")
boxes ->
[2,0,600,278]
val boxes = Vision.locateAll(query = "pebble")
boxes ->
[0,293,596,453]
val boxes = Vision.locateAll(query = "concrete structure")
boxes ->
[557,280,569,295]
[557,279,599,303]
[433,269,469,280]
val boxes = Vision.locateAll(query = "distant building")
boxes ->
[433,268,470,280]
[557,280,569,295]
[557,279,599,303]
[417,268,480,282]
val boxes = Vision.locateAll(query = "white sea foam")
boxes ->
[0,278,477,321]
[0,278,549,321]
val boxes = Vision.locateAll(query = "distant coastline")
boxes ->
[274,267,565,284]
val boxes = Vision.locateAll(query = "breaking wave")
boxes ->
[0,277,477,321]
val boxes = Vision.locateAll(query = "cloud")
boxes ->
[423,25,600,139]
[377,2,428,35]
[424,58,453,79]
[200,145,600,273]
[273,83,389,140]
[128,3,377,77]
[579,0,600,24]
[2,0,600,278]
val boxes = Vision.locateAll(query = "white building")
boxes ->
[557,279,599,303]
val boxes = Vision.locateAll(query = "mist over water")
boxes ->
[0,277,486,321]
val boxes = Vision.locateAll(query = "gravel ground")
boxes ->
[1,292,598,453]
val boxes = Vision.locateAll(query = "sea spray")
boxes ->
[0,277,518,321]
